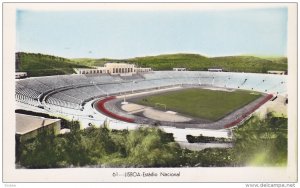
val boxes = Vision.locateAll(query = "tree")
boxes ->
[19,128,63,168]
[232,113,287,166]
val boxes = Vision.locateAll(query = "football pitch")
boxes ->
[134,88,262,121]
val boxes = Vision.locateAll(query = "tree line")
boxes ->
[16,113,287,168]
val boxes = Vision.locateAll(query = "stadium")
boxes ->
[15,66,287,147]
[7,2,294,175]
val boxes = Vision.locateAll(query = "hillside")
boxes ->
[127,53,209,70]
[16,52,287,77]
[16,52,90,77]
[126,53,287,73]
[72,58,121,67]
[209,56,287,73]
[72,53,287,73]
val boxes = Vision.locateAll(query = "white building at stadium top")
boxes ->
[173,68,187,71]
[15,72,27,79]
[74,62,152,76]
[208,68,223,72]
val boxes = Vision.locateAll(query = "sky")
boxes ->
[16,7,288,59]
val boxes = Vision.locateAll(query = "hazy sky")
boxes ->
[16,7,288,59]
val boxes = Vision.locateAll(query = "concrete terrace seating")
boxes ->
[15,71,287,111]
[77,85,106,97]
[16,94,39,106]
[262,76,287,95]
[143,71,171,80]
[177,75,196,85]
[65,86,106,99]
[236,74,268,93]
[59,75,91,85]
[46,96,81,110]
[119,73,145,81]
[50,92,82,104]
[124,80,153,91]
[84,74,119,84]
[60,88,94,100]
[16,84,41,99]
[97,83,127,95]
[225,74,246,89]
[147,79,172,87]
[36,76,70,88]
[212,76,228,88]
[17,78,53,93]
[199,76,214,86]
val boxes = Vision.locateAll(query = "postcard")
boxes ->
[2,2,298,183]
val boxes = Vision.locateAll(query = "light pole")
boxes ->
[132,81,135,93]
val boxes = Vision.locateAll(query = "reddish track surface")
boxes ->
[224,94,273,128]
[96,94,273,128]
[96,96,135,123]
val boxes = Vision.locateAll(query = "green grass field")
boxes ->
[134,88,262,121]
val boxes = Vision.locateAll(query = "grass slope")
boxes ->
[127,54,287,73]
[72,53,287,73]
[16,52,90,77]
[129,53,209,70]
[209,56,287,73]
[72,58,121,67]
[134,88,262,121]
[16,52,287,77]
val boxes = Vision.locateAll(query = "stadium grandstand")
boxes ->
[15,69,287,148]
[16,72,287,107]
[16,71,286,116]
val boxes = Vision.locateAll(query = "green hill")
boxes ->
[72,58,121,67]
[71,53,288,73]
[16,52,287,77]
[127,53,209,70]
[209,56,287,73]
[126,53,287,73]
[16,52,90,77]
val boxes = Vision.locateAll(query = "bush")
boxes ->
[16,126,182,168]
[232,113,287,166]
[16,113,287,168]
[186,134,231,143]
